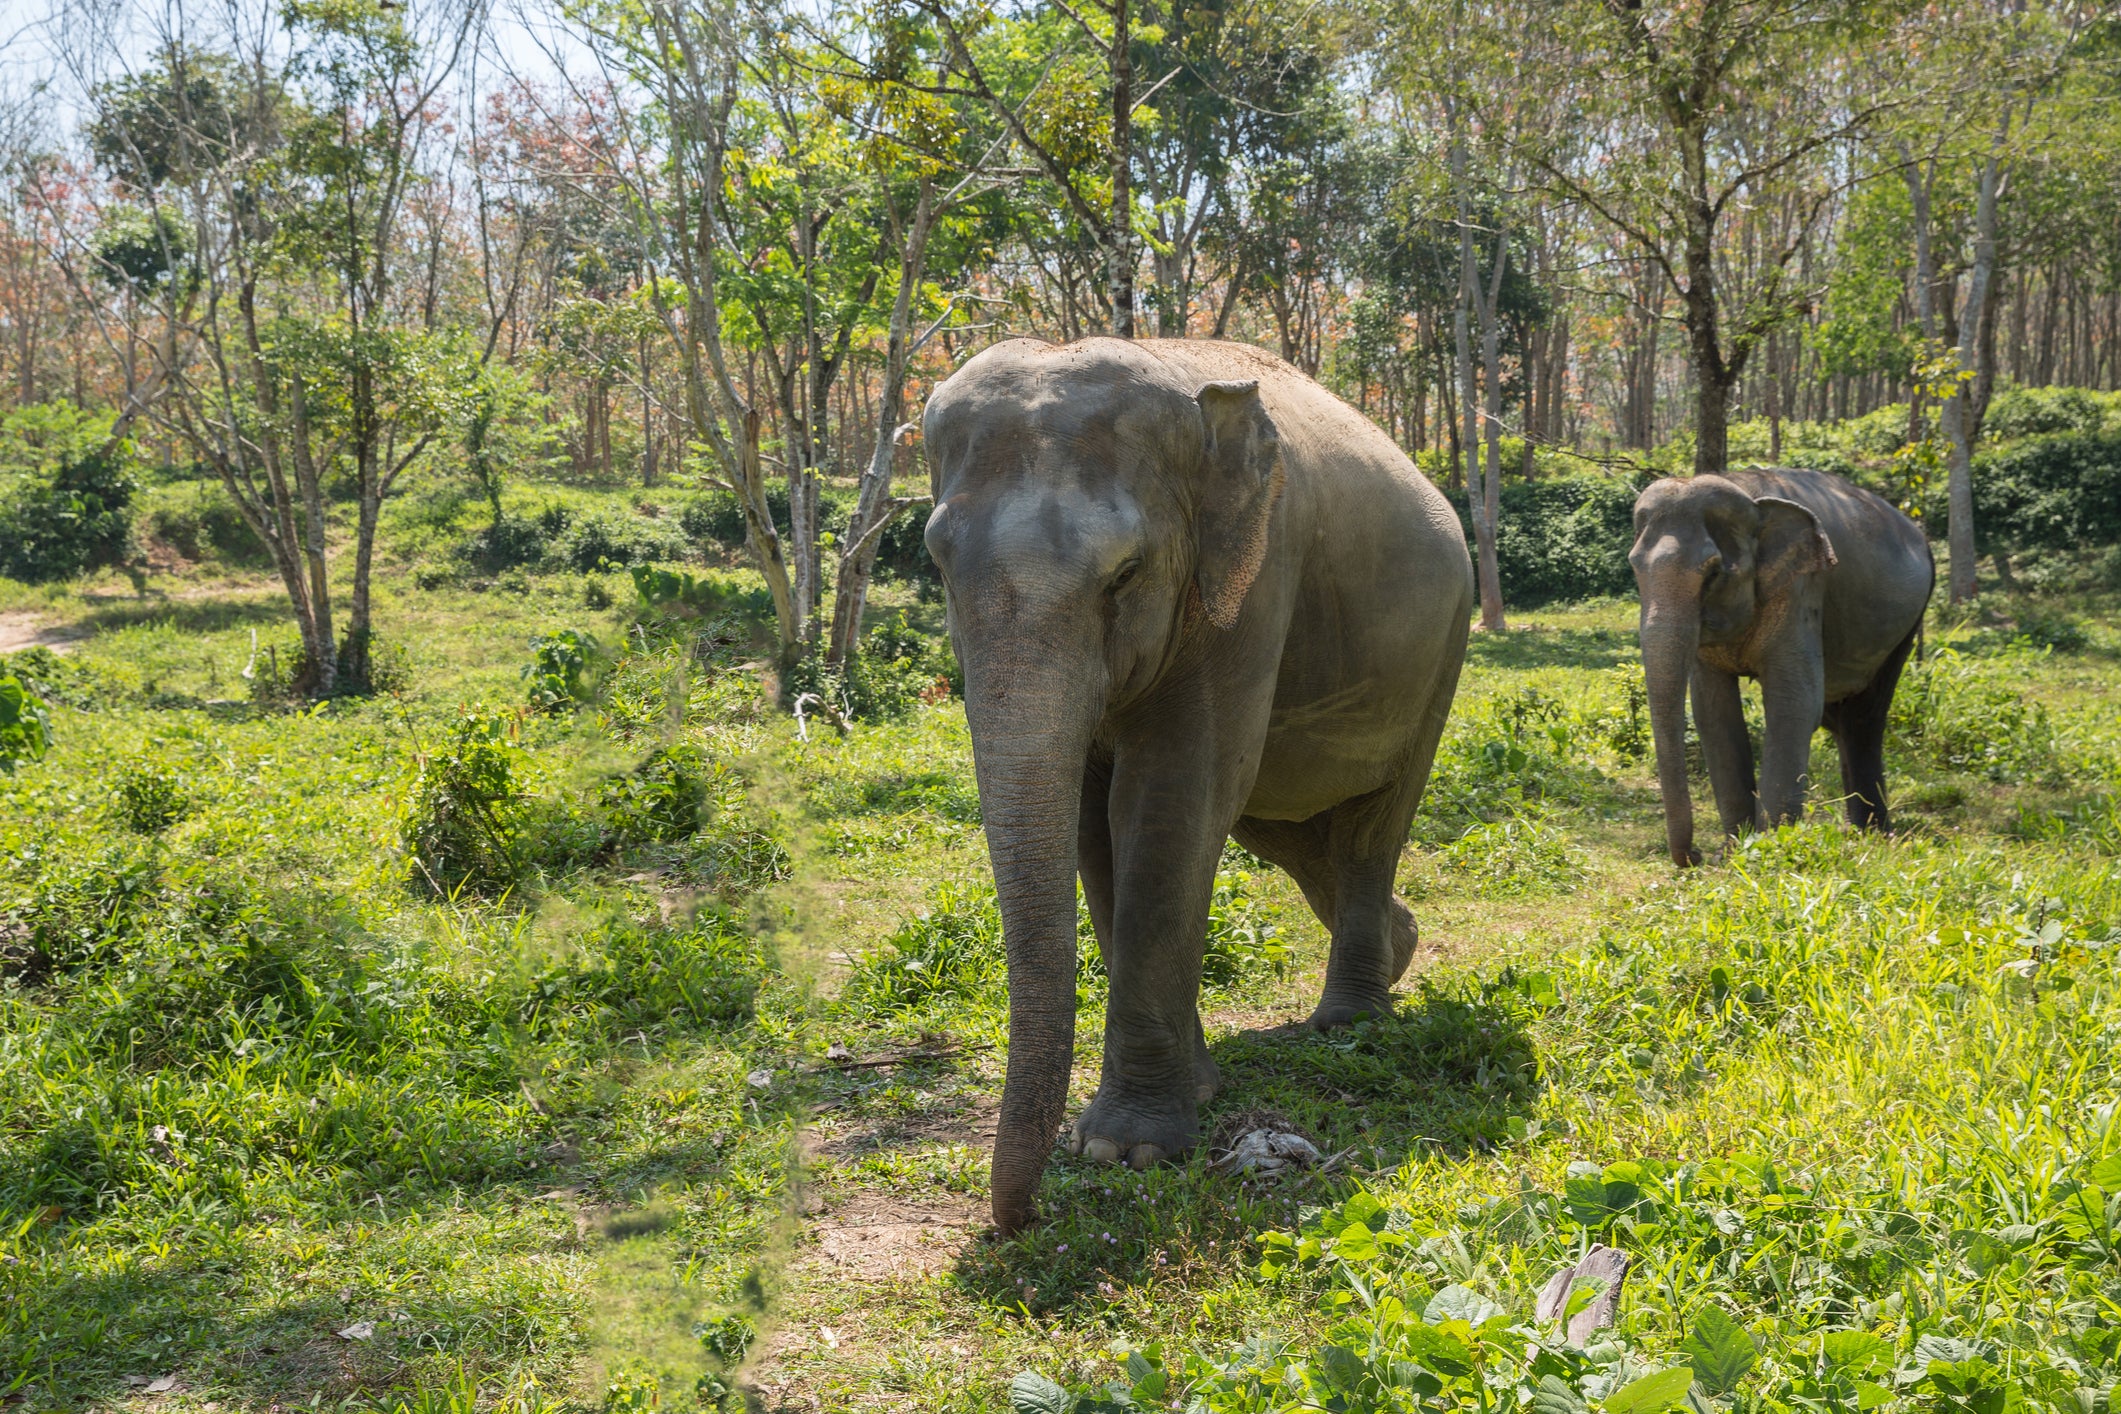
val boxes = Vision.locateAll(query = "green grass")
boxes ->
[3,479,2119,1414]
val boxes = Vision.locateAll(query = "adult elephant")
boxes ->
[1629,468,1934,868]
[921,337,1472,1235]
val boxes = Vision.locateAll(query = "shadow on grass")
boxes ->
[951,979,1539,1318]
[75,592,290,636]
[1467,624,1634,673]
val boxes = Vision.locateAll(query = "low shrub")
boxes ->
[553,509,689,572]
[146,491,271,566]
[0,443,138,584]
[400,711,593,893]
[1982,383,2107,441]
[840,879,1006,1013]
[523,628,610,713]
[784,614,954,726]
[1433,809,1586,897]
[1201,865,1290,986]
[1451,474,1642,607]
[0,673,53,774]
[600,741,715,846]
[1952,430,2121,555]
[114,761,191,833]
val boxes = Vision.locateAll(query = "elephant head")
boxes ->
[919,338,1284,1234]
[1628,475,1836,867]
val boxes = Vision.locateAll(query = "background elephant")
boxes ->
[1630,468,1934,867]
[921,337,1473,1234]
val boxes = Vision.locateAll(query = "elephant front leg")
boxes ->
[1691,665,1760,839]
[1757,649,1825,828]
[1066,749,1240,1169]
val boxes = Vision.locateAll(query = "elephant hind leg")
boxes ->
[1825,624,1918,832]
[1237,790,1420,1030]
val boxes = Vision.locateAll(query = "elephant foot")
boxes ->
[1066,1085,1200,1170]
[1386,898,1420,985]
[1308,988,1395,1031]
[1194,1029,1221,1104]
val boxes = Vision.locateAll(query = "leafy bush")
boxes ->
[400,711,590,893]
[114,762,191,833]
[1954,431,2121,554]
[461,511,560,572]
[146,491,269,565]
[0,403,138,583]
[1451,474,1642,607]
[553,509,689,572]
[1982,384,2107,441]
[784,613,956,726]
[0,673,53,773]
[600,741,714,846]
[524,628,609,712]
[1201,866,1289,986]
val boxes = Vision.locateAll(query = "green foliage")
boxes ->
[1981,384,2108,441]
[146,487,271,565]
[114,760,192,833]
[524,628,609,713]
[840,879,1007,1013]
[1449,476,1643,607]
[555,509,689,572]
[399,710,588,893]
[0,403,138,584]
[1890,646,2067,783]
[631,564,726,619]
[1434,810,1585,897]
[0,674,53,774]
[784,613,956,726]
[599,742,714,846]
[1954,431,2121,554]
[1202,866,1291,987]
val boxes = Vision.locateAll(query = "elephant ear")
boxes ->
[1753,496,1837,588]
[1194,379,1285,630]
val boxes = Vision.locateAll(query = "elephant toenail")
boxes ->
[1127,1143,1165,1170]
[1083,1137,1120,1163]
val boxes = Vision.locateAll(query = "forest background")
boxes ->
[0,0,2117,686]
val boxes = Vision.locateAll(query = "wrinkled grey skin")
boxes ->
[922,338,1472,1234]
[1630,468,1935,868]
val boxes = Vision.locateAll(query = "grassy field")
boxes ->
[3,479,2120,1414]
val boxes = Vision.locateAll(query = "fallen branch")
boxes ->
[803,1042,992,1075]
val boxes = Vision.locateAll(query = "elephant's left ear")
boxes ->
[1754,496,1838,584]
[1194,379,1285,630]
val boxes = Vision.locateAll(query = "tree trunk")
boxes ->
[1945,119,2009,606]
[1107,0,1134,339]
[1452,128,1504,632]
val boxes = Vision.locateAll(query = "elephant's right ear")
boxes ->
[1194,379,1285,630]
[1754,496,1837,586]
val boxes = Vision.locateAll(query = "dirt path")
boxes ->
[0,613,87,654]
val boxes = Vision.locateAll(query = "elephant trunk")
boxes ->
[1641,609,1701,867]
[963,661,1096,1235]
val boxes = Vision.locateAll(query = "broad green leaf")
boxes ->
[1402,1322,1475,1377]
[1424,1284,1502,1328]
[1535,1374,1591,1414]
[2088,1153,2121,1190]
[1681,1306,1757,1394]
[1008,1370,1072,1414]
[1566,1176,1610,1224]
[1821,1331,1893,1377]
[1604,1366,1696,1414]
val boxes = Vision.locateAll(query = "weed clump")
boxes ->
[114,760,191,832]
[400,710,588,893]
[1890,646,2066,782]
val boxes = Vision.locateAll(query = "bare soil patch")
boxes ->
[0,614,86,655]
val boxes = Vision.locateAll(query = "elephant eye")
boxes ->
[1109,558,1142,593]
